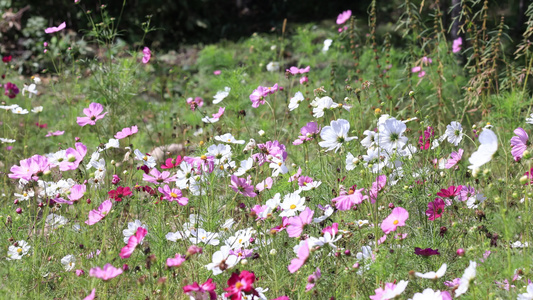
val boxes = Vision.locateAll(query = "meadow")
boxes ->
[2,1,533,299]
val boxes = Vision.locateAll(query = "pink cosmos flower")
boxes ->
[366,175,387,203]
[288,240,309,273]
[445,149,464,169]
[186,97,204,111]
[377,234,387,245]
[83,288,95,300]
[120,227,148,258]
[143,168,177,184]
[255,177,273,192]
[300,76,308,84]
[418,70,426,77]
[212,107,225,119]
[184,155,215,173]
[421,56,433,64]
[287,66,310,75]
[115,125,138,139]
[381,207,409,234]
[332,186,364,211]
[270,217,289,233]
[419,126,434,150]
[452,37,462,53]
[166,254,186,267]
[288,167,302,182]
[224,270,258,300]
[59,142,87,171]
[142,47,151,64]
[229,248,254,259]
[287,207,314,238]
[511,127,528,161]
[322,223,339,236]
[213,70,221,75]
[89,263,123,280]
[426,198,445,220]
[85,200,113,225]
[411,66,422,73]
[249,86,268,108]
[229,175,257,198]
[183,278,217,300]
[457,185,475,201]
[45,130,65,137]
[336,10,352,25]
[77,103,108,126]
[293,122,321,145]
[68,184,86,202]
[9,154,51,181]
[76,269,85,276]
[45,22,66,34]
[158,184,188,205]
[306,268,321,291]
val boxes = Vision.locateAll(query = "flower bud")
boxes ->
[456,248,465,256]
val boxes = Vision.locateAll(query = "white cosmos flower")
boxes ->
[123,220,147,244]
[0,138,15,143]
[466,193,486,209]
[205,245,239,275]
[415,263,447,279]
[455,261,477,297]
[311,96,340,118]
[313,205,334,223]
[318,119,357,152]
[61,255,76,271]
[518,283,533,300]
[31,106,43,113]
[46,214,68,229]
[214,133,245,144]
[360,130,377,149]
[190,228,219,246]
[234,157,254,176]
[288,91,304,111]
[468,128,497,174]
[345,152,359,170]
[134,149,157,168]
[207,144,232,165]
[445,121,464,146]
[7,240,30,260]
[279,192,306,217]
[165,229,190,242]
[266,61,280,72]
[377,117,408,152]
[11,106,28,114]
[22,84,38,98]
[269,157,288,177]
[322,39,333,52]
[409,288,446,300]
[213,87,230,104]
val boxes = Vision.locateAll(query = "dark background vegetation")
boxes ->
[3,0,530,51]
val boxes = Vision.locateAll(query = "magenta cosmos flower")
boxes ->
[414,247,440,256]
[426,198,445,220]
[89,263,123,280]
[183,278,217,300]
[142,47,151,64]
[381,207,409,234]
[336,10,352,25]
[224,270,258,300]
[120,227,147,259]
[511,127,529,161]
[229,175,257,198]
[77,103,108,126]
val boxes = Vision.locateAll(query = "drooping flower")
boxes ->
[115,125,138,140]
[85,200,113,225]
[468,128,498,174]
[419,126,434,150]
[45,22,66,34]
[288,240,309,273]
[415,263,447,279]
[455,261,477,297]
[142,47,151,64]
[186,97,204,111]
[452,37,462,53]
[319,119,357,152]
[183,278,217,300]
[166,254,186,267]
[305,268,321,291]
[77,103,108,126]
[380,207,409,234]
[426,198,445,220]
[511,127,529,161]
[414,247,440,256]
[120,227,148,259]
[89,263,123,280]
[287,207,314,238]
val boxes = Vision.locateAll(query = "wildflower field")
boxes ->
[3,1,533,299]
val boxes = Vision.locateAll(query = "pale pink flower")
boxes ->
[511,127,528,161]
[68,184,86,202]
[336,10,352,25]
[142,168,177,184]
[287,207,314,238]
[85,200,112,225]
[83,288,95,300]
[45,130,65,137]
[166,254,186,267]
[9,154,51,181]
[445,149,464,169]
[115,125,138,139]
[288,241,309,273]
[76,103,108,126]
[229,175,257,197]
[332,186,364,211]
[380,207,409,234]
[59,142,87,171]
[45,22,66,34]
[256,177,273,192]
[213,70,221,75]
[142,47,151,64]
[89,263,123,280]
[452,37,462,53]
[158,184,188,205]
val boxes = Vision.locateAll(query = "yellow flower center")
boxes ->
[17,248,22,253]
[170,192,178,198]
[290,204,297,209]
[235,282,244,289]
[143,156,148,161]
[201,155,207,160]
[227,139,231,142]
[278,162,282,166]
[393,220,399,225]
